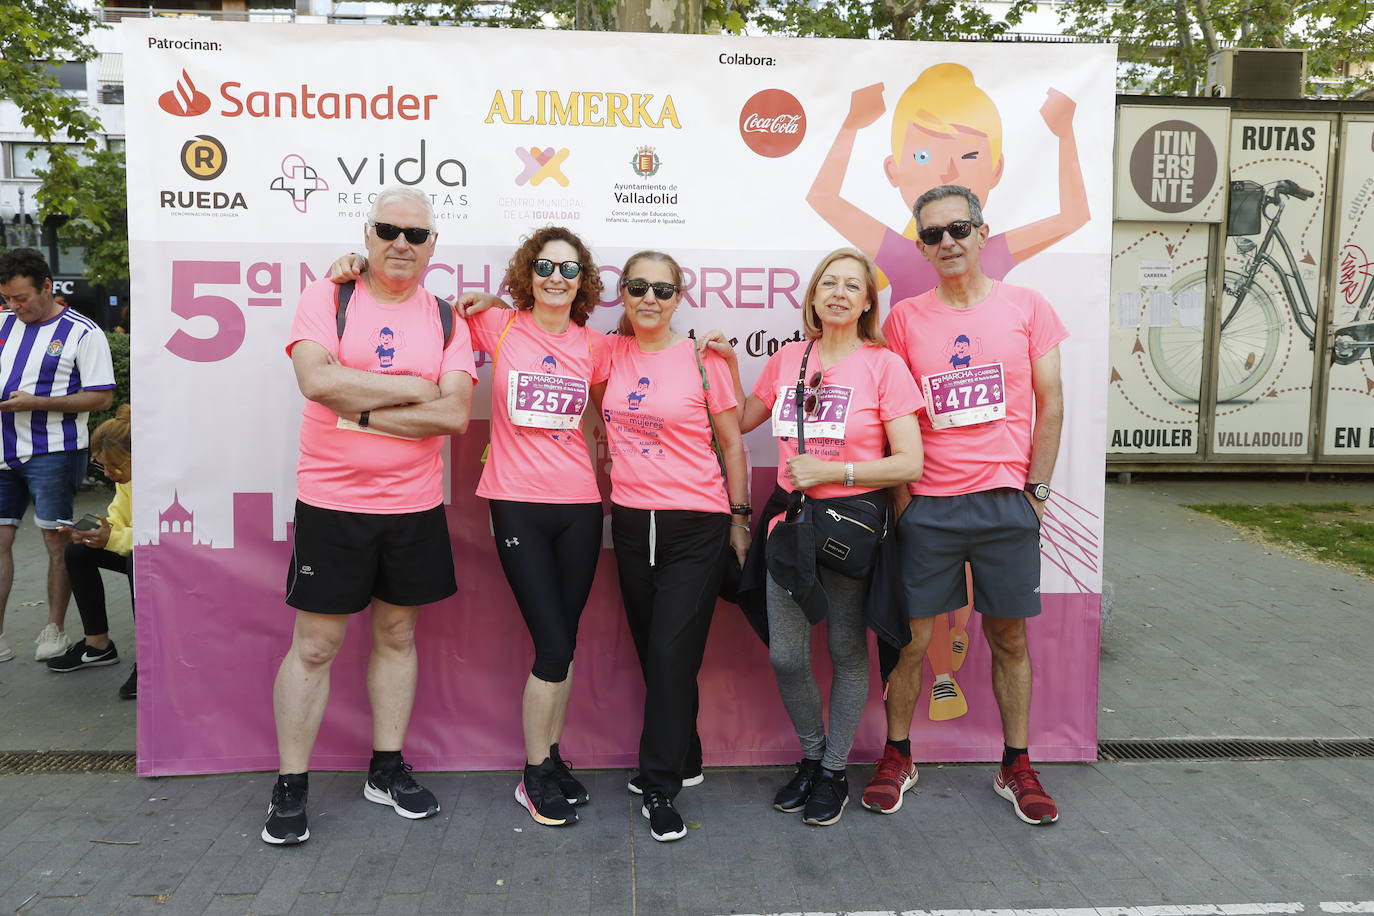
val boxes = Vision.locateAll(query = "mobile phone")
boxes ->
[73,513,103,531]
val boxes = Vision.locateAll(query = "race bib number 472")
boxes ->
[922,363,1006,430]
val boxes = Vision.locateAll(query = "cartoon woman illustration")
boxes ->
[808,64,1086,722]
[373,327,397,369]
[806,63,1088,307]
[626,377,651,411]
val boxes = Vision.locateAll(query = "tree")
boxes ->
[0,0,105,212]
[44,149,128,289]
[723,0,1036,41]
[1056,0,1374,97]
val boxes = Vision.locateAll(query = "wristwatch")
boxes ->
[729,503,752,516]
[1024,482,1051,501]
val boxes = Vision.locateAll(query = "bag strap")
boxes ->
[492,311,518,367]
[336,278,455,348]
[785,339,818,520]
[691,341,729,492]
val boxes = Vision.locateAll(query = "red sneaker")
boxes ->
[861,744,918,814]
[994,755,1059,825]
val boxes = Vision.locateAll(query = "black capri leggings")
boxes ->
[489,499,604,683]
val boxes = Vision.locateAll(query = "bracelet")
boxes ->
[730,522,750,530]
[359,410,371,429]
[843,462,855,488]
[729,503,752,516]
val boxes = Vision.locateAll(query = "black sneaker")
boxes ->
[549,743,590,806]
[773,758,822,813]
[118,665,137,700]
[515,758,578,826]
[802,768,849,826]
[45,639,118,673]
[262,774,309,845]
[627,770,704,795]
[642,791,686,842]
[364,757,439,819]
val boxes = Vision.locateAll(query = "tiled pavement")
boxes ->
[1,477,1372,915]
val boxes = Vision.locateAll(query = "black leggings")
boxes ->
[64,542,133,637]
[489,499,603,683]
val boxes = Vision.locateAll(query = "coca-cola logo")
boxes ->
[738,88,806,158]
[159,69,212,117]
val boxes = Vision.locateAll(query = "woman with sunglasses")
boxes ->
[329,226,608,830]
[594,250,750,843]
[704,248,923,826]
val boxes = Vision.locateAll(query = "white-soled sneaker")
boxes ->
[0,632,13,663]
[34,624,71,661]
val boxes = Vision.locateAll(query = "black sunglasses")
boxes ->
[803,370,823,414]
[371,221,433,245]
[533,259,582,279]
[623,279,678,300]
[916,220,978,246]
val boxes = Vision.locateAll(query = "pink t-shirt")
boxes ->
[287,278,477,513]
[468,308,610,504]
[752,340,923,500]
[883,280,1068,497]
[602,335,737,513]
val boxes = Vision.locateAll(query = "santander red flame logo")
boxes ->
[158,70,212,117]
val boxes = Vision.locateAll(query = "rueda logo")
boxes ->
[515,147,570,187]
[738,89,805,158]
[180,135,226,180]
[270,154,329,213]
[159,69,212,117]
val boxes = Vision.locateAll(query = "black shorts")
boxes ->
[285,500,457,614]
[897,487,1042,620]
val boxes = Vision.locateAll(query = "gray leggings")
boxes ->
[766,569,870,772]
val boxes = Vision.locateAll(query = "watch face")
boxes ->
[1032,483,1051,501]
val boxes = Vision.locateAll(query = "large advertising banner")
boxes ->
[1212,116,1331,455]
[1322,118,1374,457]
[1107,221,1209,454]
[125,21,1114,775]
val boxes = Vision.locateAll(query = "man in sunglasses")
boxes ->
[264,186,476,846]
[870,184,1068,827]
[0,248,116,664]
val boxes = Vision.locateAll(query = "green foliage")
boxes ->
[717,0,1035,40]
[40,149,128,287]
[384,0,578,27]
[1056,0,1374,97]
[88,328,129,437]
[0,0,106,213]
[1189,502,1374,577]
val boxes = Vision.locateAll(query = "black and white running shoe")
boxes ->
[364,758,439,819]
[45,639,118,673]
[262,774,309,846]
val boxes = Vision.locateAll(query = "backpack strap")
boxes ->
[335,279,355,338]
[336,279,455,348]
[434,295,454,347]
[492,311,518,367]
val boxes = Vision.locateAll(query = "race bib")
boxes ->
[335,416,420,441]
[922,363,1006,430]
[771,383,853,440]
[507,371,588,430]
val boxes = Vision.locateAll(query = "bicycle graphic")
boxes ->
[1147,179,1374,402]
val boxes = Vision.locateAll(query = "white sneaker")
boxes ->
[0,632,13,663]
[34,624,71,661]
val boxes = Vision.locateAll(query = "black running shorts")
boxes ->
[285,500,457,614]
[896,487,1042,619]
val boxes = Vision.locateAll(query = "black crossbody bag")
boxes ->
[768,340,889,584]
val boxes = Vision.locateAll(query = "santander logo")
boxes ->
[159,70,212,117]
[738,88,806,158]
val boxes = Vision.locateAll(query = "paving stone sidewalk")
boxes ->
[0,477,1371,914]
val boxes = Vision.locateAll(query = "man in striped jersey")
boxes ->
[0,249,115,663]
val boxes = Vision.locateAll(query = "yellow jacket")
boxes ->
[105,482,133,557]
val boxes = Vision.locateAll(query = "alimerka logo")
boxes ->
[159,69,212,117]
[156,70,438,121]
